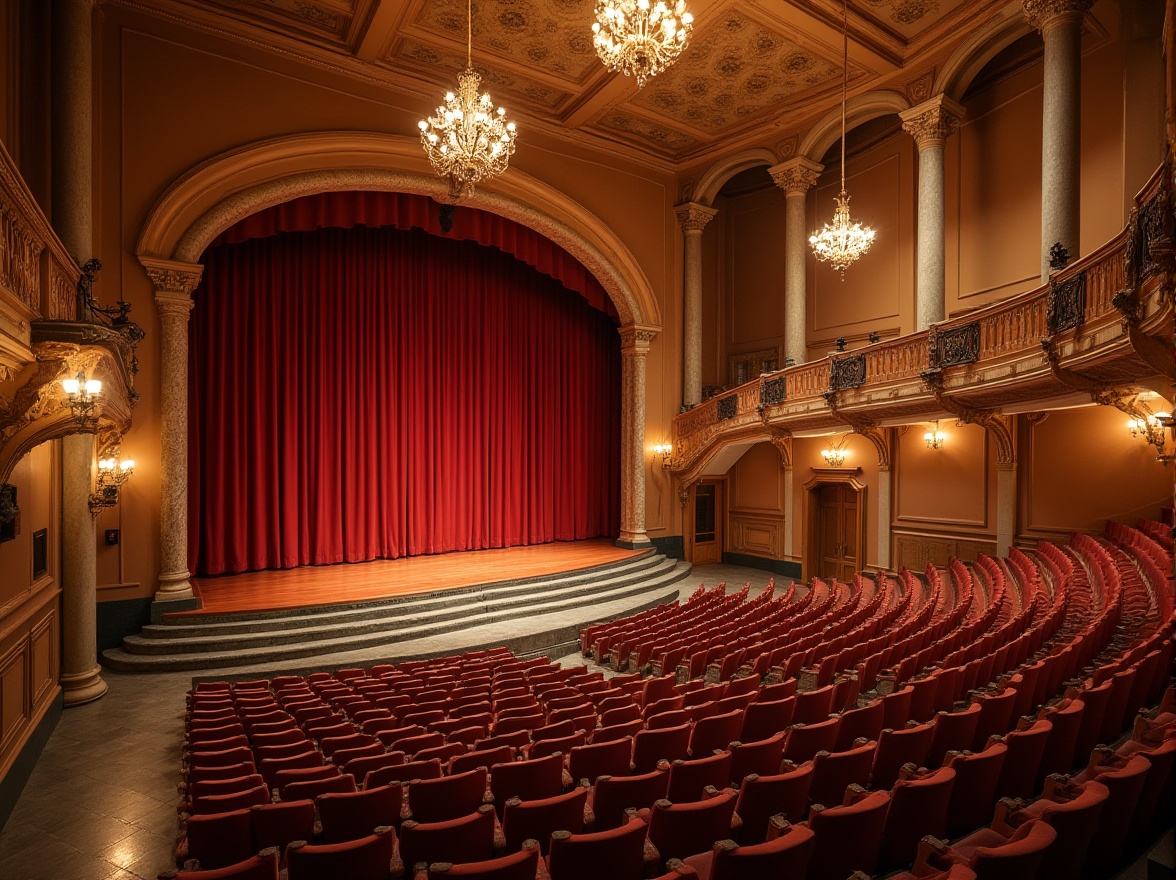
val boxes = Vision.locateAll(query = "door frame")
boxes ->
[686,478,726,565]
[802,468,867,583]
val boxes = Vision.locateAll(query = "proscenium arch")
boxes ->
[797,90,912,163]
[692,148,781,207]
[135,131,660,329]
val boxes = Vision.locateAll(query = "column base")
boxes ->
[151,594,200,623]
[154,568,195,604]
[61,666,107,707]
[616,532,653,550]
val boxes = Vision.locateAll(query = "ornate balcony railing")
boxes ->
[671,163,1173,480]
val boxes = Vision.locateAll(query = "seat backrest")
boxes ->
[968,818,1056,880]
[399,804,498,872]
[687,710,744,758]
[927,703,982,767]
[647,789,739,864]
[732,764,814,844]
[808,740,877,808]
[449,745,515,777]
[527,731,587,760]
[881,685,917,729]
[870,721,934,791]
[994,719,1052,801]
[805,789,890,880]
[362,757,443,790]
[666,751,734,804]
[167,847,280,880]
[281,772,357,802]
[781,717,840,765]
[740,697,796,744]
[971,688,1017,751]
[728,731,787,785]
[251,799,315,854]
[286,825,396,880]
[184,808,256,869]
[944,742,1008,836]
[632,724,692,773]
[591,769,670,832]
[502,786,587,855]
[547,817,649,880]
[192,783,270,815]
[1030,779,1110,878]
[490,752,564,812]
[568,737,632,786]
[834,699,885,751]
[707,822,816,880]
[317,783,403,844]
[426,840,540,879]
[1083,754,1151,872]
[408,768,488,824]
[877,766,956,871]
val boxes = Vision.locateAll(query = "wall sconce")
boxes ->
[821,436,848,468]
[924,420,947,450]
[89,450,134,516]
[62,370,102,424]
[652,443,673,468]
[1129,411,1174,463]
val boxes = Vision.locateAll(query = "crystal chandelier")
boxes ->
[810,0,876,277]
[418,0,517,200]
[592,0,694,88]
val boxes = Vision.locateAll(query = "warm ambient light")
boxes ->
[418,0,517,200]
[821,437,848,468]
[924,421,947,450]
[809,0,875,277]
[62,370,102,424]
[90,449,134,516]
[592,0,694,88]
[651,443,673,466]
[1129,410,1175,464]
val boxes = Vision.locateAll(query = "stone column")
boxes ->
[769,158,823,365]
[60,433,105,705]
[674,203,717,409]
[618,325,657,549]
[1025,0,1093,281]
[51,0,105,705]
[900,95,965,330]
[142,258,204,608]
[996,463,1017,555]
[876,465,892,570]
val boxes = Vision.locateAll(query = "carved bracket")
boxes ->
[921,368,1015,464]
[768,428,793,469]
[821,392,891,467]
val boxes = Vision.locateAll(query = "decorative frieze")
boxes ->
[0,200,43,315]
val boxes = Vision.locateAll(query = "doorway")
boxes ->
[803,472,866,583]
[689,480,724,565]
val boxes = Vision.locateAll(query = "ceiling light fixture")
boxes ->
[418,0,517,201]
[809,0,876,277]
[592,0,694,88]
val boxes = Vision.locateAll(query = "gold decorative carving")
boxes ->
[1022,0,1093,31]
[674,203,718,234]
[142,259,203,296]
[619,324,658,353]
[864,0,942,26]
[921,369,1015,464]
[0,198,43,315]
[594,112,699,153]
[769,157,823,197]
[768,428,793,469]
[293,2,337,27]
[906,70,936,104]
[899,95,965,149]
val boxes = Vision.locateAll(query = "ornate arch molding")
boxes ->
[934,3,1034,102]
[135,132,660,329]
[692,148,781,207]
[797,91,912,162]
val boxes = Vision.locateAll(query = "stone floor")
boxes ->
[0,563,1159,879]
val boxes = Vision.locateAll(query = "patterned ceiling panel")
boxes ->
[853,0,967,39]
[592,110,701,153]
[409,0,601,83]
[628,13,842,135]
[198,0,359,41]
[389,38,571,109]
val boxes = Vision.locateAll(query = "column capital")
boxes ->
[154,290,196,321]
[900,94,966,150]
[619,323,659,354]
[1022,0,1092,32]
[140,256,204,296]
[769,157,824,197]
[674,202,718,233]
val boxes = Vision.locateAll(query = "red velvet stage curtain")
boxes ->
[189,224,621,576]
[209,191,618,320]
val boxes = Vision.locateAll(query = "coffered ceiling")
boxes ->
[116,0,1020,167]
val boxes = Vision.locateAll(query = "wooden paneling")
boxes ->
[730,516,783,558]
[893,531,997,570]
[0,586,62,781]
[30,612,55,705]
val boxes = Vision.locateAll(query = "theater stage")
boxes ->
[177,539,643,617]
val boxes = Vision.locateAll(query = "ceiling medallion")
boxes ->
[418,0,518,200]
[592,0,694,88]
[810,0,876,278]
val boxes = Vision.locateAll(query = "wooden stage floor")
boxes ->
[179,539,642,617]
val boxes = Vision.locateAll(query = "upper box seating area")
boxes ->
[168,518,1173,880]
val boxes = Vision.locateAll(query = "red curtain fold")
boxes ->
[209,191,618,321]
[190,224,621,577]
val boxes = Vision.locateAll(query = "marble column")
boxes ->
[1024,0,1093,282]
[618,325,657,549]
[996,462,1017,556]
[769,158,823,365]
[900,95,965,330]
[674,203,717,409]
[60,433,105,705]
[142,259,204,606]
[51,0,104,705]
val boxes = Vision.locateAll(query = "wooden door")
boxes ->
[690,481,723,565]
[817,483,858,582]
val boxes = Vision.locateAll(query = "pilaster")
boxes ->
[618,324,658,548]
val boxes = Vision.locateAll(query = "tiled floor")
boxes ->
[0,565,767,879]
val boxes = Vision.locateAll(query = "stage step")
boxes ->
[102,553,693,672]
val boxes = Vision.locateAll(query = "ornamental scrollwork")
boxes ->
[829,354,866,391]
[760,376,786,408]
[1045,271,1086,336]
